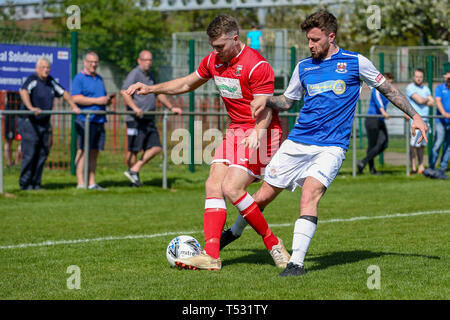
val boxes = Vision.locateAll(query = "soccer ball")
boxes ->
[166,235,202,267]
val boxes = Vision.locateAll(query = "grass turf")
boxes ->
[0,160,449,300]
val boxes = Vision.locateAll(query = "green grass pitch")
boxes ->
[0,160,449,300]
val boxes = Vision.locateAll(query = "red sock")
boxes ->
[233,193,278,250]
[203,198,227,259]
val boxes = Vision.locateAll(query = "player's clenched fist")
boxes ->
[126,82,151,96]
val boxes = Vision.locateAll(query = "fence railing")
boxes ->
[0,110,446,194]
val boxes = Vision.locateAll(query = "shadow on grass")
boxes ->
[223,249,440,271]
[39,177,194,190]
[307,250,440,272]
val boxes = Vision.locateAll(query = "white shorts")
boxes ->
[263,139,346,191]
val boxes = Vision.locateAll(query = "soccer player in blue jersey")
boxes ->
[220,10,428,276]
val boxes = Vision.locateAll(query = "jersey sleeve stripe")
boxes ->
[195,70,206,79]
[52,80,65,96]
[342,52,359,58]
[27,80,37,93]
[253,93,274,96]
[248,61,269,80]
[207,52,213,69]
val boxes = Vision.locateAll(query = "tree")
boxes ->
[264,0,449,51]
[340,0,449,48]
[51,0,172,78]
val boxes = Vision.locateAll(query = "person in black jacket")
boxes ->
[18,57,80,190]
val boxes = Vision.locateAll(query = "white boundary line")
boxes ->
[1,210,449,250]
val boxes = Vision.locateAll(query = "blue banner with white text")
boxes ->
[0,44,70,92]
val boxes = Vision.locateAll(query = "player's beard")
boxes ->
[311,42,329,60]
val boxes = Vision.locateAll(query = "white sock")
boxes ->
[230,214,248,237]
[290,217,317,267]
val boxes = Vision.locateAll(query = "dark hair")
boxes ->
[384,72,394,80]
[300,10,338,35]
[414,68,425,75]
[206,14,240,40]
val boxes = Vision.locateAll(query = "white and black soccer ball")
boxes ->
[166,235,202,267]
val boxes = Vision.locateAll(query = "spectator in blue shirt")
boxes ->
[247,23,264,53]
[72,51,113,190]
[406,68,434,174]
[430,70,450,173]
[358,73,394,175]
[19,57,80,190]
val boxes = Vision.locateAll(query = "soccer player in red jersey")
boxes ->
[126,14,290,270]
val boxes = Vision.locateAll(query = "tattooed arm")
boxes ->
[376,81,416,118]
[251,95,297,118]
[376,81,428,143]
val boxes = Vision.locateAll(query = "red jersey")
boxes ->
[196,45,281,130]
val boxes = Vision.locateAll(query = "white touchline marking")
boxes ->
[1,210,449,250]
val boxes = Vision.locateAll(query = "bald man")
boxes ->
[120,50,181,187]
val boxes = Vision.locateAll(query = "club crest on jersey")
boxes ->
[336,62,347,73]
[236,65,243,76]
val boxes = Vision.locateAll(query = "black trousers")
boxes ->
[361,118,388,170]
[18,118,51,189]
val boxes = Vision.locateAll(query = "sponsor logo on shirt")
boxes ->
[214,76,243,99]
[304,66,320,71]
[336,62,347,73]
[307,80,346,96]
[332,80,346,95]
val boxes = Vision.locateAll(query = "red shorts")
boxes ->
[212,125,282,178]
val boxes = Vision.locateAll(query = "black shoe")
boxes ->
[278,262,306,277]
[220,228,240,250]
[370,169,382,175]
[124,170,143,187]
[357,160,364,174]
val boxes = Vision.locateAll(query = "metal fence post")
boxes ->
[189,39,195,173]
[83,114,90,189]
[358,100,363,149]
[378,52,385,166]
[162,110,168,190]
[427,55,434,161]
[0,114,4,194]
[289,47,297,130]
[353,117,357,177]
[405,118,410,176]
[70,31,78,175]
